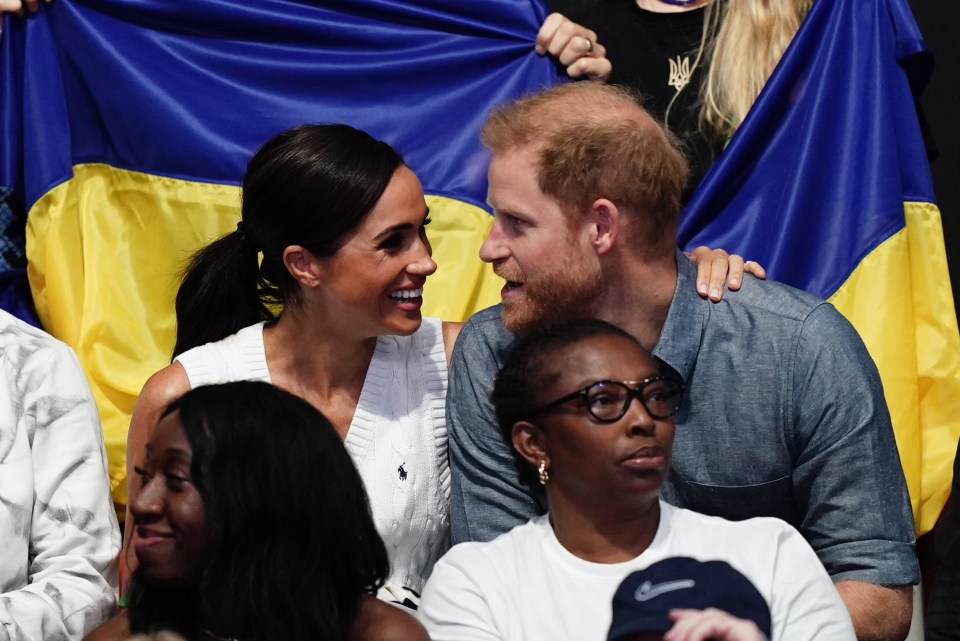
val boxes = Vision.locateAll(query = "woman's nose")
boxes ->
[625,395,656,435]
[130,477,164,520]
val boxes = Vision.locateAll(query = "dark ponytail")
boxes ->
[172,124,404,358]
[173,229,270,358]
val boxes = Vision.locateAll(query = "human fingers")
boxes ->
[0,0,24,15]
[687,245,731,301]
[536,13,597,61]
[743,259,767,280]
[666,608,766,641]
[565,43,611,81]
[725,254,745,290]
[535,12,566,55]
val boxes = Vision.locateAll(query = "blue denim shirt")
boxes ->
[448,251,918,585]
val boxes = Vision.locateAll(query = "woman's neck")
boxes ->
[263,307,378,438]
[547,495,662,563]
[635,0,710,13]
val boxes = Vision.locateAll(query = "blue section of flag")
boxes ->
[0,0,561,319]
[1,0,558,220]
[678,0,934,299]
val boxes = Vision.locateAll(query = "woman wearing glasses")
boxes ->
[419,318,855,641]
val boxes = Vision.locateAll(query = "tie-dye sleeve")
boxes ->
[0,314,121,640]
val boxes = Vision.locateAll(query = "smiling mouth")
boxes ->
[134,529,174,554]
[389,286,424,301]
[500,280,524,300]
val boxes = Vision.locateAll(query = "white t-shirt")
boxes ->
[420,501,855,641]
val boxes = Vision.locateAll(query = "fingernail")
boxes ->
[730,278,739,287]
[535,45,544,55]
[710,288,720,299]
[698,283,707,295]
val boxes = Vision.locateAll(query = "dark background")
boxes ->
[911,2,959,319]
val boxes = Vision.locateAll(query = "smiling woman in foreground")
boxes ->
[419,317,856,641]
[88,381,427,641]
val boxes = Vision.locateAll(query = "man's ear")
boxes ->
[282,245,324,289]
[512,420,547,468]
[589,198,620,256]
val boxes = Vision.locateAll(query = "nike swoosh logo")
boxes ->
[634,579,696,602]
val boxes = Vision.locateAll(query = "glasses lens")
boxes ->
[642,378,683,418]
[585,382,630,421]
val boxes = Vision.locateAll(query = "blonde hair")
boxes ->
[700,0,812,138]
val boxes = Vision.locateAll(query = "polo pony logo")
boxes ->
[634,579,696,602]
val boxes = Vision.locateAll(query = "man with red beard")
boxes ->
[447,82,917,641]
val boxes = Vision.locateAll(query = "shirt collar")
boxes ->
[652,249,707,382]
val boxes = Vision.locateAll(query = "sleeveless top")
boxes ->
[175,318,450,605]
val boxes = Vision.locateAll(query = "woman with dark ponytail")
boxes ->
[125,124,458,609]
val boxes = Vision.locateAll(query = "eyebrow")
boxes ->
[371,208,430,242]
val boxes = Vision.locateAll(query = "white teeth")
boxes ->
[390,287,423,300]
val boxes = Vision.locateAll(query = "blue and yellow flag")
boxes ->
[1,0,559,507]
[679,0,960,534]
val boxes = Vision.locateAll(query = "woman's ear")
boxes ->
[512,420,547,468]
[282,245,323,288]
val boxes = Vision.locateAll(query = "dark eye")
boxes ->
[379,234,403,251]
[643,381,679,403]
[133,465,152,488]
[588,392,618,408]
[164,473,190,491]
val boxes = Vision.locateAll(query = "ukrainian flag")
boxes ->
[678,0,960,535]
[0,0,558,509]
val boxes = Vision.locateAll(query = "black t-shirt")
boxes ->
[547,0,724,199]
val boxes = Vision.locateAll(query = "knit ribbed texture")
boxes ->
[176,319,449,601]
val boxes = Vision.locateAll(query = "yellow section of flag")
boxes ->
[829,201,960,535]
[26,164,501,509]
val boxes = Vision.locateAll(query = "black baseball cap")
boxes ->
[607,557,772,640]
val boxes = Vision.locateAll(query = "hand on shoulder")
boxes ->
[686,246,767,302]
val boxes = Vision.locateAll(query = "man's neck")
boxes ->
[593,249,677,352]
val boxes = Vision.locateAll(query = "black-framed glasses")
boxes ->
[529,376,685,423]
